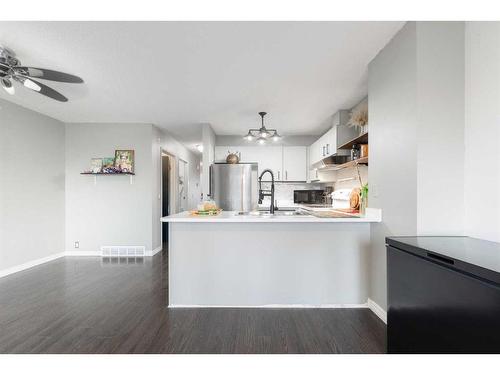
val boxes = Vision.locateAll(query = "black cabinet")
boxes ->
[387,236,500,354]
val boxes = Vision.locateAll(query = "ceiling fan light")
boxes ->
[260,130,269,138]
[257,136,266,145]
[272,133,281,142]
[1,78,15,95]
[23,78,41,92]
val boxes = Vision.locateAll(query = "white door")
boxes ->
[283,146,307,182]
[256,146,283,181]
[324,126,337,156]
[178,159,188,212]
[309,167,319,182]
[310,137,323,165]
[228,146,282,181]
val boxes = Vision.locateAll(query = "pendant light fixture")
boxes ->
[243,112,281,145]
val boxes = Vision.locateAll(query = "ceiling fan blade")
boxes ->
[13,66,83,83]
[13,76,68,102]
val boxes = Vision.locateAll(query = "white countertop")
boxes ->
[161,208,381,223]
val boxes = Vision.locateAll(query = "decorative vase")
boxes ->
[226,152,240,164]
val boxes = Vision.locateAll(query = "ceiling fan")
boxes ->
[0,46,83,102]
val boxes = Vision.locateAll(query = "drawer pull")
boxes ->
[427,252,454,265]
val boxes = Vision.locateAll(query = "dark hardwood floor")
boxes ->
[0,249,386,354]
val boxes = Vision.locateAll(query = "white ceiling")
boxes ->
[0,21,403,149]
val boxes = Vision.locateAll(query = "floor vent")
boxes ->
[100,246,146,257]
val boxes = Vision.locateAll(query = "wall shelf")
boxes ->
[338,132,368,150]
[321,156,368,171]
[80,172,135,175]
[80,172,135,185]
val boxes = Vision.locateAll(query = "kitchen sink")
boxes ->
[235,210,311,217]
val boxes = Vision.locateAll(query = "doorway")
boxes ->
[178,159,188,212]
[161,153,174,247]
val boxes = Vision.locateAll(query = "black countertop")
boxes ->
[386,236,500,285]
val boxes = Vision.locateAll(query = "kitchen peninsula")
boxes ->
[161,209,381,307]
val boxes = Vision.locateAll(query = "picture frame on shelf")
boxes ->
[90,158,103,173]
[102,157,116,173]
[114,150,134,173]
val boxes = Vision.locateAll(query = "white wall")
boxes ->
[0,99,65,272]
[368,22,466,310]
[152,126,201,249]
[324,165,369,191]
[368,22,419,310]
[416,22,465,235]
[464,22,500,242]
[65,123,154,254]
[202,123,216,198]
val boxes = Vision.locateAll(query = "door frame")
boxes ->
[177,158,189,212]
[161,149,177,246]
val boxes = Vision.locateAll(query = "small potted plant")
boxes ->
[360,183,368,216]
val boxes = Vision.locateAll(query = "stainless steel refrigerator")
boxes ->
[210,163,258,212]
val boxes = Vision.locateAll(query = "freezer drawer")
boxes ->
[387,244,500,353]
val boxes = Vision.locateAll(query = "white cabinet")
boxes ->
[308,146,320,181]
[215,146,283,180]
[309,110,357,167]
[254,146,283,181]
[316,127,337,161]
[309,129,334,166]
[309,167,319,182]
[282,146,307,182]
[214,145,308,182]
[309,140,319,166]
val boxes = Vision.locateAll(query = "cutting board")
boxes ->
[349,188,361,209]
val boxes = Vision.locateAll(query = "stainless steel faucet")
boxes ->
[258,169,275,214]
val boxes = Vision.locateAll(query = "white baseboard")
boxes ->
[65,250,101,256]
[149,246,163,256]
[0,251,66,279]
[1,245,163,278]
[169,301,388,325]
[367,298,387,324]
[169,303,369,309]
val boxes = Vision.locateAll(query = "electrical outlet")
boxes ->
[74,241,79,249]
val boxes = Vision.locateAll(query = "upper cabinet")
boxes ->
[282,146,307,182]
[215,146,283,181]
[333,110,359,149]
[309,110,359,166]
[253,147,283,181]
[214,145,307,182]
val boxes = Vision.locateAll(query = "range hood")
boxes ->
[312,154,351,170]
